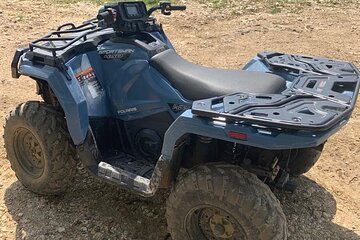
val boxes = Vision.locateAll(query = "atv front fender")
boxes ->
[19,60,89,145]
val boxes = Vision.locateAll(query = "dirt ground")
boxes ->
[0,0,359,239]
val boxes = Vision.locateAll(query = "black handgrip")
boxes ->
[171,6,186,11]
[97,11,111,21]
[97,9,115,28]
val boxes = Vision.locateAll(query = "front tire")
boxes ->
[3,101,78,195]
[166,164,287,240]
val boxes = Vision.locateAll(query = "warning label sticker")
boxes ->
[76,67,104,99]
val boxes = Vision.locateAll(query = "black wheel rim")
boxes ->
[185,205,248,240]
[13,127,45,178]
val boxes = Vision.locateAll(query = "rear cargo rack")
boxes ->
[192,52,360,131]
[258,51,360,76]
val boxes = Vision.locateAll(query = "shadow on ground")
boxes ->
[4,169,360,240]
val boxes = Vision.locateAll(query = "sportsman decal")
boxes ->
[98,49,135,60]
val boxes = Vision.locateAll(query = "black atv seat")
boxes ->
[150,49,286,101]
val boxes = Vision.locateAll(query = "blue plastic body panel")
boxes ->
[161,110,346,161]
[19,60,89,144]
[18,30,190,145]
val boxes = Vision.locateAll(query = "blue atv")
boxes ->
[5,1,360,239]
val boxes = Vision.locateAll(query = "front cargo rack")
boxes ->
[29,18,101,57]
[192,52,360,131]
[11,19,114,78]
[11,14,163,79]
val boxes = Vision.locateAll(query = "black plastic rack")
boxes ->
[29,18,100,57]
[258,51,359,76]
[192,52,360,131]
[11,19,114,79]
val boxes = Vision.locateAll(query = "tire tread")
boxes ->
[3,101,78,195]
[166,163,287,240]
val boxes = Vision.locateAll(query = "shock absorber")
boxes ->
[193,136,217,165]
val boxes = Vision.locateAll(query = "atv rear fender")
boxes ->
[157,109,345,186]
[162,110,341,156]
[18,58,89,145]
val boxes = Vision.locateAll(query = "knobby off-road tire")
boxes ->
[167,164,287,240]
[3,101,78,195]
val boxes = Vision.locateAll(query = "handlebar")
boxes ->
[97,9,114,22]
[170,6,186,11]
[97,1,186,32]
[147,2,186,16]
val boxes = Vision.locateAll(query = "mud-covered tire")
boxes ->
[166,164,287,240]
[3,101,78,195]
[287,144,325,177]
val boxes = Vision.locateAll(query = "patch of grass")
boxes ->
[199,0,314,13]
[199,0,230,9]
[267,0,313,14]
[55,0,163,6]
[15,14,24,21]
[198,0,356,14]
[270,6,282,14]
[53,0,358,14]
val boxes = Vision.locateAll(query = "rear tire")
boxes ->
[287,144,324,176]
[3,101,78,195]
[166,163,287,240]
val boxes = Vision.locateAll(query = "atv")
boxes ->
[5,1,360,239]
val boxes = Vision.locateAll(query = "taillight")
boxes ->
[227,131,247,141]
